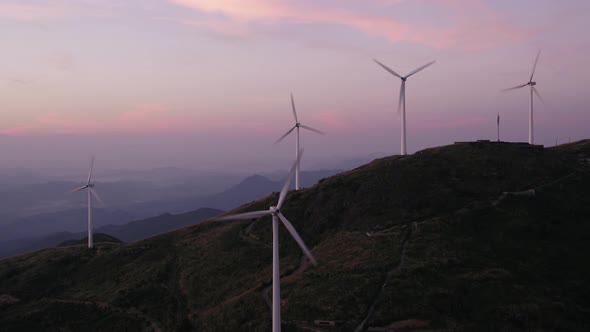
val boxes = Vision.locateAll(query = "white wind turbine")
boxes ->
[502,50,543,145]
[374,59,436,155]
[275,94,324,190]
[70,157,104,249]
[215,150,316,332]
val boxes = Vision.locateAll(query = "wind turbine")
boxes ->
[275,94,324,190]
[70,157,104,249]
[373,59,436,155]
[214,150,316,332]
[502,50,543,145]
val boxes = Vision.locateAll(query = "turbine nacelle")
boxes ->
[274,95,325,145]
[529,81,536,86]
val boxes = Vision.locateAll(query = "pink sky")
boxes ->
[0,0,589,171]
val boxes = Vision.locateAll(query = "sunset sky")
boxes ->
[1,0,588,172]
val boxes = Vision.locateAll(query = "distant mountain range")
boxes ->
[123,169,343,216]
[0,208,222,258]
[0,169,340,257]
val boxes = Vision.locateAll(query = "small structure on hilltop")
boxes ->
[454,140,544,150]
[314,320,336,327]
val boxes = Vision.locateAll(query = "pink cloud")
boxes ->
[310,111,351,131]
[0,2,64,21]
[0,105,273,136]
[168,0,528,49]
[160,17,248,36]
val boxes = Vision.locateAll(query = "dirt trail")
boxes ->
[354,229,411,332]
[353,169,586,331]
[239,220,271,248]
[261,254,309,308]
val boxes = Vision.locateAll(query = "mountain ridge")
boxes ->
[1,140,589,331]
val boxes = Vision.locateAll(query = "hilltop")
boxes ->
[1,140,589,331]
[57,233,123,247]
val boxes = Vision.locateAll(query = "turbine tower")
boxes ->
[70,157,103,249]
[497,112,500,142]
[275,94,324,190]
[502,50,543,145]
[374,59,436,155]
[215,150,316,332]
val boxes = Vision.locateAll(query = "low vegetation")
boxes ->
[1,140,589,331]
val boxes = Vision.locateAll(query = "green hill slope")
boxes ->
[1,140,589,331]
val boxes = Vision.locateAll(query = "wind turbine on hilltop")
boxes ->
[275,94,324,190]
[373,58,436,155]
[502,50,543,145]
[214,150,316,332]
[70,157,104,249]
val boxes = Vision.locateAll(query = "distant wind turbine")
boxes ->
[275,94,324,190]
[374,58,436,155]
[497,112,500,142]
[502,50,544,145]
[214,150,316,332]
[70,157,104,249]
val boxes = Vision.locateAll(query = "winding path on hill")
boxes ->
[238,219,313,309]
[354,229,411,332]
[239,220,271,249]
[191,220,309,319]
[239,219,314,309]
[261,254,310,308]
[353,167,587,331]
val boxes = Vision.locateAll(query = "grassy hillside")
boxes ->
[1,140,589,331]
[57,233,123,247]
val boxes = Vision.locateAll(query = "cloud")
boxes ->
[167,0,528,49]
[0,104,274,136]
[161,17,248,36]
[0,1,529,49]
[0,0,145,22]
[0,2,65,21]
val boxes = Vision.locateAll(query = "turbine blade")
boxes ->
[274,126,297,144]
[532,86,544,104]
[277,149,303,209]
[530,50,541,82]
[373,59,402,79]
[290,93,298,123]
[69,185,88,193]
[89,188,105,206]
[502,83,528,92]
[300,124,325,135]
[398,81,406,115]
[406,60,436,78]
[215,210,273,221]
[278,213,317,265]
[87,156,95,185]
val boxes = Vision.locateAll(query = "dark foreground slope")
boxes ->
[1,141,589,331]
